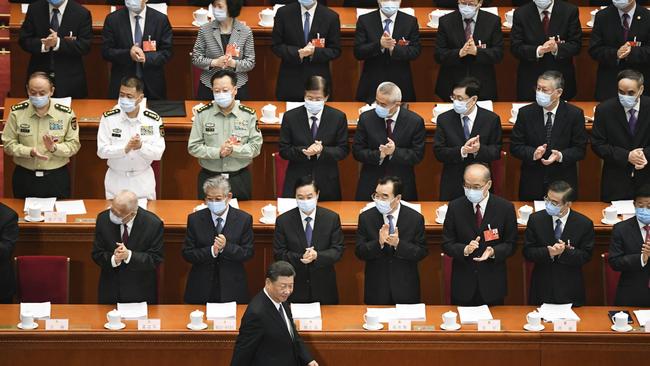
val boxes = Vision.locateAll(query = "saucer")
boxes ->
[502,21,512,28]
[587,21,594,27]
[362,323,383,331]
[601,218,621,225]
[104,322,126,330]
[259,116,280,124]
[426,22,438,28]
[435,217,444,224]
[440,323,461,331]
[509,117,516,124]
[611,324,633,332]
[523,323,544,331]
[517,218,529,225]
[187,322,208,330]
[24,215,44,222]
[259,217,276,225]
[258,21,274,28]
[192,20,209,27]
[17,322,38,330]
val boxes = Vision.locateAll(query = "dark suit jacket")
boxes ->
[523,210,594,306]
[355,205,428,304]
[588,5,650,101]
[591,96,650,201]
[279,105,349,201]
[230,290,314,366]
[271,3,341,101]
[182,206,254,304]
[101,6,173,100]
[19,0,92,98]
[442,194,518,304]
[352,108,426,201]
[510,1,582,101]
[510,101,587,200]
[273,207,344,305]
[433,107,503,200]
[434,10,503,101]
[354,10,421,103]
[0,204,18,303]
[609,217,650,307]
[91,207,164,304]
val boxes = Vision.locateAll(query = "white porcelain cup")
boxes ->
[602,206,617,222]
[28,206,41,219]
[526,311,542,327]
[190,310,205,327]
[519,205,533,222]
[261,204,276,220]
[436,204,448,221]
[193,8,208,23]
[505,10,514,24]
[612,311,629,329]
[261,104,277,120]
[107,309,122,327]
[20,311,34,328]
[427,12,439,27]
[590,9,597,24]
[511,108,519,121]
[258,9,274,25]
[363,313,380,328]
[442,311,458,327]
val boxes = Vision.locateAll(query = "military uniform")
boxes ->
[97,105,166,200]
[2,100,80,198]
[188,100,263,200]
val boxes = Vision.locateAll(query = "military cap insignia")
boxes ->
[103,109,120,118]
[11,102,28,111]
[196,102,213,113]
[71,117,78,130]
[54,104,72,113]
[144,110,160,121]
[239,104,256,115]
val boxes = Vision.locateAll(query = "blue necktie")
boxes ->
[383,18,392,34]
[50,8,60,32]
[305,217,313,247]
[463,116,471,140]
[387,214,395,235]
[554,218,562,241]
[134,15,143,77]
[304,11,311,44]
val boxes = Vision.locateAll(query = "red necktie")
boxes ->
[122,224,129,245]
[542,11,550,36]
[464,19,472,41]
[623,13,630,42]
[386,119,394,140]
[475,204,482,228]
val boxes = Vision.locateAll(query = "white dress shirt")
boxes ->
[463,10,479,36]
[535,1,558,58]
[299,207,317,231]
[129,5,147,44]
[301,3,317,32]
[379,10,397,37]
[618,2,637,28]
[473,192,489,217]
[307,108,323,131]
[264,288,293,337]
[552,208,570,236]
[110,214,136,267]
[210,204,230,257]
[41,0,68,53]
[623,98,641,122]
[459,105,478,158]
[382,202,401,228]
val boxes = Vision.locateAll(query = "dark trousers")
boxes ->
[13,165,70,199]
[197,83,250,101]
[197,167,252,200]
[452,282,505,306]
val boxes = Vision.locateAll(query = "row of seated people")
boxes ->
[15,0,650,102]
[1,169,649,307]
[4,68,649,204]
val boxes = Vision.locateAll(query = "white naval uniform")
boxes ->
[97,105,166,199]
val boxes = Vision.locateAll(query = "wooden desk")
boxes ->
[8,4,601,101]
[0,304,648,366]
[2,98,603,202]
[2,198,615,305]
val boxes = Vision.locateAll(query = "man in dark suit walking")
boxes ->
[19,0,93,98]
[434,77,502,200]
[510,0,582,101]
[274,176,344,305]
[352,82,425,201]
[182,176,254,305]
[353,1,421,103]
[442,163,517,306]
[609,184,650,306]
[271,0,341,102]
[434,0,503,101]
[355,176,428,305]
[510,71,587,201]
[231,261,318,366]
[0,203,18,304]
[279,76,349,201]
[592,69,650,202]
[91,190,164,304]
[589,0,650,101]
[102,0,173,100]
[523,181,594,306]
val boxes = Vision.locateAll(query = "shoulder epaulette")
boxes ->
[11,102,28,111]
[54,104,72,113]
[103,109,120,118]
[143,110,160,121]
[239,104,256,115]
[197,102,213,113]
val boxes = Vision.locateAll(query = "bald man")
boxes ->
[441,163,517,306]
[91,190,164,304]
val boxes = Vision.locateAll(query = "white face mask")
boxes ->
[125,0,143,13]
[458,4,478,19]
[612,0,630,10]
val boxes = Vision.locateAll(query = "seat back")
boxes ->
[601,252,621,306]
[440,253,453,305]
[272,152,289,198]
[522,260,535,304]
[490,151,507,197]
[15,256,70,304]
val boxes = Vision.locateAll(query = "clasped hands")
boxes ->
[461,135,480,155]
[41,28,59,50]
[302,140,323,157]
[464,236,494,262]
[379,138,396,160]
[459,37,478,58]
[533,144,562,165]
[629,148,647,170]
[300,247,318,264]
[378,224,399,249]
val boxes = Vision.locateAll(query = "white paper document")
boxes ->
[395,303,426,321]
[137,198,148,210]
[207,301,237,319]
[147,3,167,14]
[481,7,499,16]
[55,200,87,215]
[20,302,51,319]
[457,305,493,324]
[366,307,398,322]
[286,102,305,112]
[537,303,580,322]
[24,197,57,212]
[611,200,635,216]
[117,302,148,320]
[634,310,650,326]
[277,198,298,214]
[533,200,546,212]
[291,302,322,319]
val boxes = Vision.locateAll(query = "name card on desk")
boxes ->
[553,320,577,332]
[138,319,161,330]
[213,318,236,331]
[45,319,68,330]
[388,319,412,331]
[298,318,322,331]
[44,212,66,223]
[478,319,501,331]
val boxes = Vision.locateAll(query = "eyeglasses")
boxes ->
[371,193,393,201]
[463,182,488,190]
[543,196,562,207]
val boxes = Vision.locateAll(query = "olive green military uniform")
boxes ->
[188,100,262,200]
[2,100,81,198]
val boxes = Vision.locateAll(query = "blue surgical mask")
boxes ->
[304,100,325,115]
[119,97,137,113]
[214,92,233,108]
[612,0,630,10]
[458,4,477,20]
[207,200,227,215]
[374,198,393,214]
[297,198,317,213]
[536,90,553,108]
[453,99,469,115]
[380,1,399,17]
[298,0,315,7]
[29,95,49,109]
[464,187,484,204]
[545,201,562,217]
[533,0,552,10]
[619,93,638,110]
[125,0,143,13]
[48,0,64,7]
[375,105,391,119]
[212,8,227,22]
[636,207,650,225]
[109,211,124,225]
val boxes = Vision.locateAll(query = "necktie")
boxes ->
[310,116,318,139]
[475,203,482,228]
[542,10,550,36]
[545,112,553,146]
[644,225,650,288]
[629,109,638,135]
[623,13,630,41]
[304,11,311,44]
[134,15,143,77]
[383,18,392,34]
[387,214,395,235]
[554,218,563,241]
[464,19,473,41]
[463,116,471,140]
[215,217,223,235]
[50,8,60,32]
[386,118,394,140]
[278,304,293,338]
[304,217,313,247]
[122,224,129,245]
